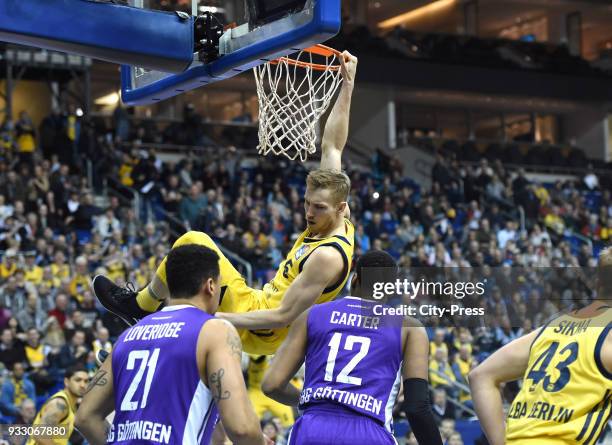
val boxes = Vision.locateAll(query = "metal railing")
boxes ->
[86,158,93,190]
[104,176,140,218]
[429,367,477,417]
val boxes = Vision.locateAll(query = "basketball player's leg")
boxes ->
[248,389,295,428]
[138,231,254,312]
[93,230,258,325]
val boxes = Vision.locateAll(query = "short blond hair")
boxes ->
[306,169,351,203]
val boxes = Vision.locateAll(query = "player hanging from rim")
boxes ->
[261,250,443,445]
[93,51,358,355]
[469,247,612,445]
[76,245,270,445]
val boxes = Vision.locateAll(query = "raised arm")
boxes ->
[201,319,266,445]
[261,310,308,405]
[320,51,357,172]
[468,328,541,445]
[32,397,72,445]
[75,358,114,445]
[217,246,343,329]
[401,320,443,445]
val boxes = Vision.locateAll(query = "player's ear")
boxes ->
[337,201,347,214]
[202,277,214,297]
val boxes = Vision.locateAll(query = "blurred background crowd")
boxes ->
[0,104,610,444]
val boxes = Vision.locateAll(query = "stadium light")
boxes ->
[378,0,456,30]
[95,91,120,106]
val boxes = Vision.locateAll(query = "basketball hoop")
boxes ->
[254,44,344,162]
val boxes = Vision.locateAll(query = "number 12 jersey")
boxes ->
[298,296,403,433]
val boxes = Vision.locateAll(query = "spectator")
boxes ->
[430,349,457,390]
[0,329,26,370]
[70,193,102,244]
[96,208,121,239]
[495,315,519,347]
[497,220,517,249]
[91,327,112,359]
[366,212,385,240]
[15,292,46,332]
[0,250,18,280]
[430,328,448,356]
[0,362,36,419]
[1,171,26,204]
[439,418,457,444]
[14,398,36,425]
[431,388,456,423]
[23,252,43,285]
[179,184,207,229]
[42,316,66,353]
[544,205,565,235]
[48,329,89,373]
[23,327,53,392]
[355,224,371,253]
[69,256,91,305]
[261,420,286,445]
[50,251,70,281]
[64,311,93,345]
[448,432,464,445]
[48,294,69,328]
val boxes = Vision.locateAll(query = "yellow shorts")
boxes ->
[159,231,285,354]
[248,389,295,427]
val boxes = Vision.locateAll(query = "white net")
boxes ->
[254,47,343,162]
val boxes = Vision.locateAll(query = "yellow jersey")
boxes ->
[24,265,43,285]
[262,218,354,308]
[172,220,354,355]
[50,264,70,281]
[245,218,354,353]
[26,390,75,445]
[506,308,612,445]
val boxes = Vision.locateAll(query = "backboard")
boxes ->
[121,0,341,106]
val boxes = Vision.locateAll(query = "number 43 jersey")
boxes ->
[109,305,219,445]
[506,308,612,445]
[298,296,403,433]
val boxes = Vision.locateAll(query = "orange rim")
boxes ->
[270,44,343,71]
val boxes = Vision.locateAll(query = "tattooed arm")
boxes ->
[74,355,114,445]
[30,398,69,445]
[200,319,266,445]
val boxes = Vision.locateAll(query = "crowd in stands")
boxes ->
[329,26,611,78]
[0,104,610,444]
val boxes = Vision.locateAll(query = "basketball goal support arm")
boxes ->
[0,0,194,73]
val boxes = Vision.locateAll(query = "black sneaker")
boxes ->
[92,275,151,326]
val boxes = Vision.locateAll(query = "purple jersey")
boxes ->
[109,305,219,445]
[299,296,402,433]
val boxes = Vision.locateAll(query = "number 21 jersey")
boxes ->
[109,305,219,444]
